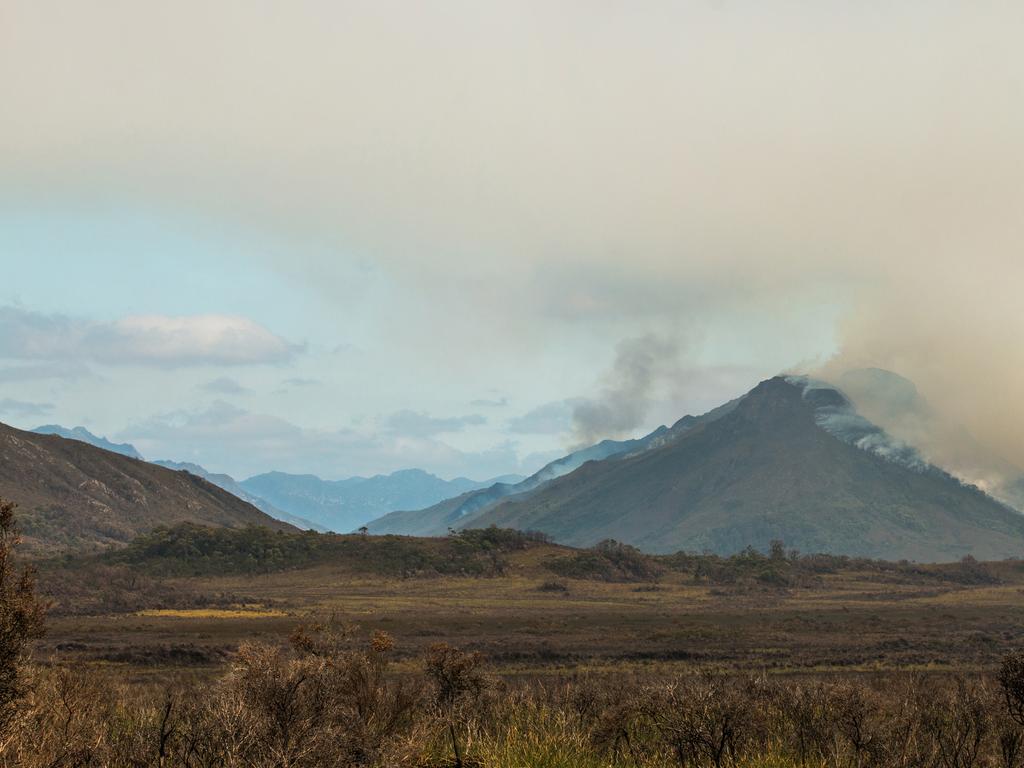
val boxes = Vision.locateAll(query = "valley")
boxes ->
[34,527,1024,682]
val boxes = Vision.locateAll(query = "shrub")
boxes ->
[0,498,45,742]
[546,540,662,582]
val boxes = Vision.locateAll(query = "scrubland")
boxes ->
[8,522,1024,765]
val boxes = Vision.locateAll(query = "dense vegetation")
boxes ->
[545,539,664,582]
[544,536,1007,588]
[102,522,550,578]
[43,522,1011,601]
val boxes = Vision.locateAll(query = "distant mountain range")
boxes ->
[152,461,324,532]
[25,368,1024,561]
[240,469,525,532]
[1,422,294,555]
[32,425,143,460]
[30,424,522,534]
[368,375,1024,562]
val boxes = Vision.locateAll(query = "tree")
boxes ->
[0,498,46,746]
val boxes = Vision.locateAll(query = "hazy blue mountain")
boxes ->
[240,469,525,532]
[366,396,741,537]
[32,425,143,460]
[460,376,1024,561]
[153,460,325,532]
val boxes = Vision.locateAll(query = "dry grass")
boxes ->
[33,554,1024,684]
[135,607,289,618]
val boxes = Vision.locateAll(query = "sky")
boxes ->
[1,2,1023,481]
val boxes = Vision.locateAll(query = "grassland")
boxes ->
[8,524,1024,766]
[32,524,1024,681]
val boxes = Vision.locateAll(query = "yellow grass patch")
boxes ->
[135,608,286,618]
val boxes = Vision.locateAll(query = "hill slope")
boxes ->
[465,377,1024,561]
[0,421,294,554]
[152,461,325,532]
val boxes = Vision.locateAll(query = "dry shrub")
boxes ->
[208,624,420,766]
[425,642,488,767]
[639,676,754,768]
[0,498,45,757]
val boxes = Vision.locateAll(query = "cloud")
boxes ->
[122,402,526,481]
[282,377,320,387]
[200,376,250,395]
[470,397,509,408]
[0,361,92,382]
[383,410,486,438]
[0,397,54,418]
[507,399,582,435]
[0,306,300,367]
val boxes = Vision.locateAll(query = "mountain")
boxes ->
[152,461,325,532]
[32,425,143,460]
[239,469,525,532]
[451,376,1024,562]
[365,397,741,536]
[0,421,295,555]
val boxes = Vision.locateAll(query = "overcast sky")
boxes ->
[2,2,1023,480]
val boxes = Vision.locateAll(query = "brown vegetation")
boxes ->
[8,510,1024,765]
[7,648,1024,766]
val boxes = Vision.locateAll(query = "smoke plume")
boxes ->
[571,335,680,447]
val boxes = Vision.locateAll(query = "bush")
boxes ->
[546,540,662,582]
[537,580,569,593]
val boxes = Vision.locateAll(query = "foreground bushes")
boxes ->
[6,641,1024,766]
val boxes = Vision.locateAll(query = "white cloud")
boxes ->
[470,397,508,408]
[200,376,250,395]
[0,397,54,418]
[0,306,300,368]
[383,410,487,438]
[0,360,92,382]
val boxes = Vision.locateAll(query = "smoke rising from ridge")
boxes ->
[571,335,680,447]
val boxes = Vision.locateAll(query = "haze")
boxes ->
[2,1,1023,481]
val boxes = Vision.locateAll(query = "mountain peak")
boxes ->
[32,424,143,460]
[434,374,1024,561]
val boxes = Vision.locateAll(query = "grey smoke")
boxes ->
[571,335,679,447]
[786,375,928,472]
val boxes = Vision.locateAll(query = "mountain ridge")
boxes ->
[460,376,1024,561]
[366,395,742,536]
[0,421,295,555]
